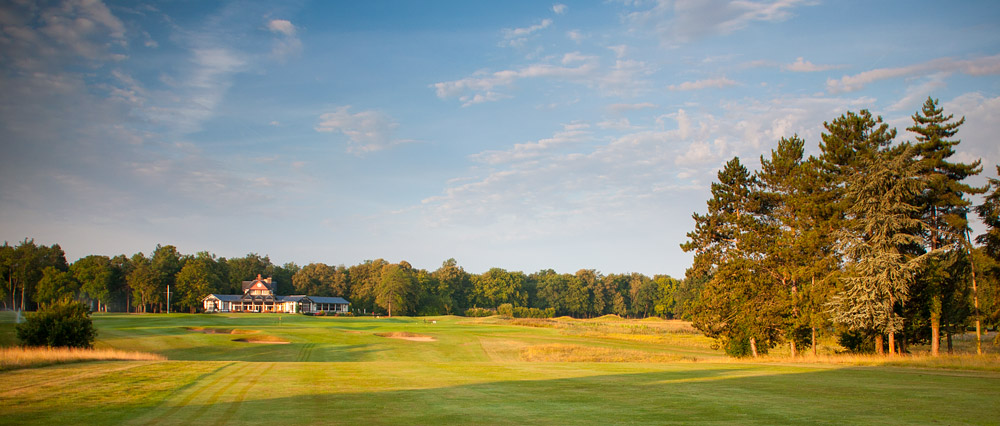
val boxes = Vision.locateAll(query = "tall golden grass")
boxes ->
[0,347,165,371]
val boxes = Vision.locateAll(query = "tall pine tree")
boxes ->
[684,157,782,357]
[908,97,984,355]
[758,136,837,356]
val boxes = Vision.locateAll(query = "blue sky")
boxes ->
[2,0,999,277]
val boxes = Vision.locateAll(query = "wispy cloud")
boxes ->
[827,54,1000,93]
[141,47,246,134]
[941,93,1000,170]
[668,77,737,91]
[0,0,277,233]
[501,18,552,47]
[267,19,302,60]
[553,4,568,15]
[625,0,815,46]
[315,106,411,154]
[608,45,628,58]
[434,53,653,105]
[0,0,127,70]
[432,59,600,105]
[471,124,591,164]
[784,57,840,72]
[887,73,948,111]
[608,102,658,113]
[267,19,295,36]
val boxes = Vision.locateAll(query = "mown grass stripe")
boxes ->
[141,362,247,426]
[296,343,315,362]
[179,362,261,423]
[212,362,276,426]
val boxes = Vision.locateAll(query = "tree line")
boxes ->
[1,243,691,319]
[682,97,1000,357]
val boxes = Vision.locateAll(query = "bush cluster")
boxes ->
[512,306,556,318]
[463,305,556,318]
[15,299,97,348]
[464,307,495,317]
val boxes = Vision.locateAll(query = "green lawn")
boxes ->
[1,313,998,425]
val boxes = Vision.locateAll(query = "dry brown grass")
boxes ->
[0,346,165,371]
[520,343,685,362]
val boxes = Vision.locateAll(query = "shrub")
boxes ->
[16,299,97,348]
[512,306,556,318]
[497,303,514,318]
[464,307,495,317]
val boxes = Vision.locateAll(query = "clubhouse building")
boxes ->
[202,275,350,314]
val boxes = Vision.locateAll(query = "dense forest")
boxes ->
[3,98,999,358]
[682,98,1000,357]
[0,242,687,320]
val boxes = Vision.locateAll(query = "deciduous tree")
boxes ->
[71,255,113,312]
[175,252,225,312]
[35,267,79,306]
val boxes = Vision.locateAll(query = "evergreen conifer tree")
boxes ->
[829,145,930,355]
[908,97,984,355]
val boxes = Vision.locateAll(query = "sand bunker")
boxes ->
[184,327,258,335]
[232,336,290,344]
[375,332,436,342]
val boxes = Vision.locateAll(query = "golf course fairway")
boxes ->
[1,313,997,425]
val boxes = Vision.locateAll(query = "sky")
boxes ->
[1,0,999,278]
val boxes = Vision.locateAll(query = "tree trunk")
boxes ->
[930,296,941,356]
[875,334,884,356]
[888,332,896,356]
[946,331,953,354]
[749,337,758,358]
[811,327,817,356]
[790,340,796,358]
[968,241,983,355]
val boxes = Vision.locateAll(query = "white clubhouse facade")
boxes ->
[202,275,349,314]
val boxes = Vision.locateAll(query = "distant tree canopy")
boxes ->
[2,240,688,320]
[682,98,998,357]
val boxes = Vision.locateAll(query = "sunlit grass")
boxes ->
[0,346,165,371]
[520,343,687,362]
[732,352,1000,371]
